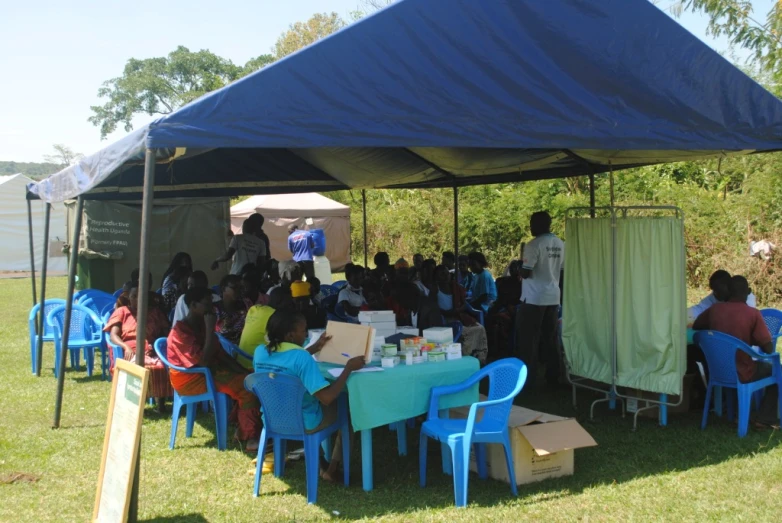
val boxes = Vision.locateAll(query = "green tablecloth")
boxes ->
[319,357,480,432]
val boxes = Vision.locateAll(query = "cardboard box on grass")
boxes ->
[451,396,597,485]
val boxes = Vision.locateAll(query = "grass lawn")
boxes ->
[2,276,782,522]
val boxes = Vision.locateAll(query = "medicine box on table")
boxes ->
[422,327,454,345]
[451,396,597,485]
[358,310,396,323]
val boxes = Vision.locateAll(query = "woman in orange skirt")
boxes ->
[105,283,173,413]
[167,287,261,452]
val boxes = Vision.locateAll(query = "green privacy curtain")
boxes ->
[562,217,613,385]
[615,217,686,395]
[562,213,686,395]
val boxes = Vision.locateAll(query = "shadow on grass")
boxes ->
[73,374,106,384]
[258,382,782,520]
[140,514,209,523]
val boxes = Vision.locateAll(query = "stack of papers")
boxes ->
[327,366,385,378]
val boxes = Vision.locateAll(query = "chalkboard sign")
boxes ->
[93,359,149,523]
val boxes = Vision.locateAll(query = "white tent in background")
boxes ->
[0,174,67,272]
[231,193,351,271]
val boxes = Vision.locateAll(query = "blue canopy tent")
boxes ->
[27,0,782,438]
[27,0,782,203]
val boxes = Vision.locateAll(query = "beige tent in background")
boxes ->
[231,193,351,272]
[0,174,67,272]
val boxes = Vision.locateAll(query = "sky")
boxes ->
[0,0,775,163]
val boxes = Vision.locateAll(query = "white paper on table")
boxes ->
[327,367,384,378]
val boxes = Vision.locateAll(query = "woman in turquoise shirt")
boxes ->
[253,309,364,482]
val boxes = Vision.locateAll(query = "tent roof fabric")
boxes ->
[232,193,350,217]
[1,174,24,186]
[29,0,782,203]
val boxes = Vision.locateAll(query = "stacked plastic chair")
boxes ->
[28,298,66,375]
[47,303,104,378]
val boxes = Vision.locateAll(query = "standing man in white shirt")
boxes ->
[516,211,564,387]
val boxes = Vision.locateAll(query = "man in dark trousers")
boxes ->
[515,211,564,387]
[287,224,315,281]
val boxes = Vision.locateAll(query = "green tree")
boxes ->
[89,46,273,138]
[273,12,346,59]
[243,54,275,75]
[675,1,782,95]
[43,144,83,169]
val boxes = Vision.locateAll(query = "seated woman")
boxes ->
[242,269,269,308]
[337,264,367,321]
[389,281,442,333]
[291,281,327,329]
[214,274,248,345]
[468,252,497,314]
[162,265,191,314]
[433,265,489,363]
[160,252,193,291]
[409,267,430,297]
[167,287,261,452]
[253,309,364,482]
[116,270,164,313]
[105,283,173,413]
[457,255,474,290]
[238,287,293,368]
[487,260,522,360]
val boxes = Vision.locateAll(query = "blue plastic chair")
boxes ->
[244,372,350,504]
[153,338,231,450]
[695,330,782,438]
[100,302,115,317]
[47,304,104,378]
[761,308,782,345]
[331,280,347,290]
[320,294,338,313]
[318,284,338,298]
[464,302,485,327]
[73,289,114,304]
[113,288,124,299]
[80,295,116,317]
[216,333,253,363]
[450,320,463,342]
[28,299,67,375]
[419,358,528,507]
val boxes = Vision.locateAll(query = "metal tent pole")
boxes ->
[609,162,615,207]
[128,148,156,523]
[26,199,37,306]
[52,196,84,428]
[453,186,459,280]
[362,190,368,267]
[589,173,596,218]
[36,203,51,377]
